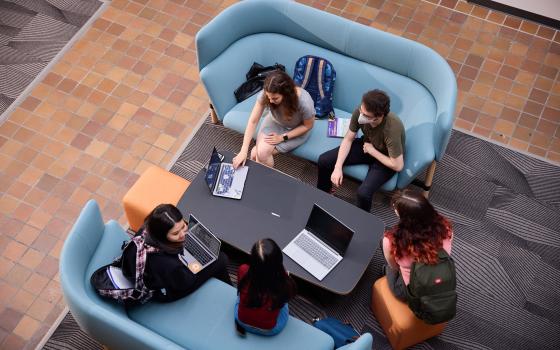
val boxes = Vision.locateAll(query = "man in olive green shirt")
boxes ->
[317,90,405,212]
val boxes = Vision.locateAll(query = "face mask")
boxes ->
[358,113,372,124]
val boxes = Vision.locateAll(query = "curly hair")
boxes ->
[260,71,299,116]
[387,190,452,264]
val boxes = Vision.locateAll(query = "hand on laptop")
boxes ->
[188,262,201,274]
[232,153,247,169]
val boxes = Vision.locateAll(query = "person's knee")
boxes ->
[250,146,257,160]
[318,152,333,169]
[257,145,272,161]
[218,252,229,266]
[357,185,374,203]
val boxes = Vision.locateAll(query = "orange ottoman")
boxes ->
[123,166,190,232]
[371,276,446,350]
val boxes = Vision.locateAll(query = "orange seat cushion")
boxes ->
[122,166,190,232]
[371,276,446,350]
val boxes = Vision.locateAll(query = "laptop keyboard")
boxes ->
[184,236,213,266]
[294,233,338,269]
[216,165,235,195]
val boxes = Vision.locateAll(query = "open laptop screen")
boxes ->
[188,215,221,256]
[306,204,354,256]
[204,148,224,191]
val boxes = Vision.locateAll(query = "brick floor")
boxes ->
[0,0,558,348]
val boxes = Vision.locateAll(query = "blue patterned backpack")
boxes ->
[293,55,336,118]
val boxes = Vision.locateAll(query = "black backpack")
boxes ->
[406,249,457,324]
[90,236,159,306]
[234,62,286,102]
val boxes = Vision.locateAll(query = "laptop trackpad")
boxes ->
[283,243,330,281]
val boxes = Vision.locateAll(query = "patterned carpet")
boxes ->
[44,119,560,349]
[0,0,103,117]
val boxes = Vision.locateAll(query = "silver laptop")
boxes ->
[283,204,354,281]
[178,215,221,274]
[205,147,249,200]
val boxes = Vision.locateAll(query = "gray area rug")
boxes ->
[0,0,103,117]
[44,119,560,349]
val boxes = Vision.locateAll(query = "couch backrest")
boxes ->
[196,0,456,160]
[60,200,108,312]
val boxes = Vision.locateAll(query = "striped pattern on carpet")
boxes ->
[0,0,102,116]
[44,119,560,349]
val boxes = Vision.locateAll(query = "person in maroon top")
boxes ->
[235,238,296,336]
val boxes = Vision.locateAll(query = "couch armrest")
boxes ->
[407,45,457,161]
[61,201,185,350]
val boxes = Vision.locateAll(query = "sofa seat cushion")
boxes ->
[128,279,334,350]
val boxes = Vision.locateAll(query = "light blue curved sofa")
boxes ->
[196,0,457,192]
[60,200,373,350]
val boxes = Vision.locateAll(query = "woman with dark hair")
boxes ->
[382,190,453,301]
[122,204,231,302]
[235,238,297,336]
[232,71,315,168]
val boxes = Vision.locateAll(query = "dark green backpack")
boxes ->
[406,249,457,324]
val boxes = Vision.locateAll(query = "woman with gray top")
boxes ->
[232,71,315,169]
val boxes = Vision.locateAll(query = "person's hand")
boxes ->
[331,167,343,188]
[232,152,247,169]
[363,142,375,155]
[263,132,283,145]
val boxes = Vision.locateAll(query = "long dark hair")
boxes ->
[387,190,452,264]
[143,204,184,254]
[238,238,296,309]
[260,71,299,116]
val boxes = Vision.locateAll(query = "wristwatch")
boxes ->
[282,133,289,141]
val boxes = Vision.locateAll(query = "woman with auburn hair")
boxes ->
[232,70,315,169]
[382,189,453,301]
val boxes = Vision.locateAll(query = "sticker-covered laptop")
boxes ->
[205,147,248,200]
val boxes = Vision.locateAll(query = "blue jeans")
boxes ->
[317,138,395,212]
[234,297,289,336]
[385,265,408,302]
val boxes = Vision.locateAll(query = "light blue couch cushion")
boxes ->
[129,278,334,350]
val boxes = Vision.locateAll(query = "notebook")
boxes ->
[205,147,249,200]
[283,204,354,281]
[178,215,221,274]
[327,118,352,138]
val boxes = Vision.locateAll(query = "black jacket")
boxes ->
[122,243,197,302]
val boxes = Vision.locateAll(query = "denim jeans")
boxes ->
[385,265,408,302]
[317,138,395,212]
[234,297,289,336]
